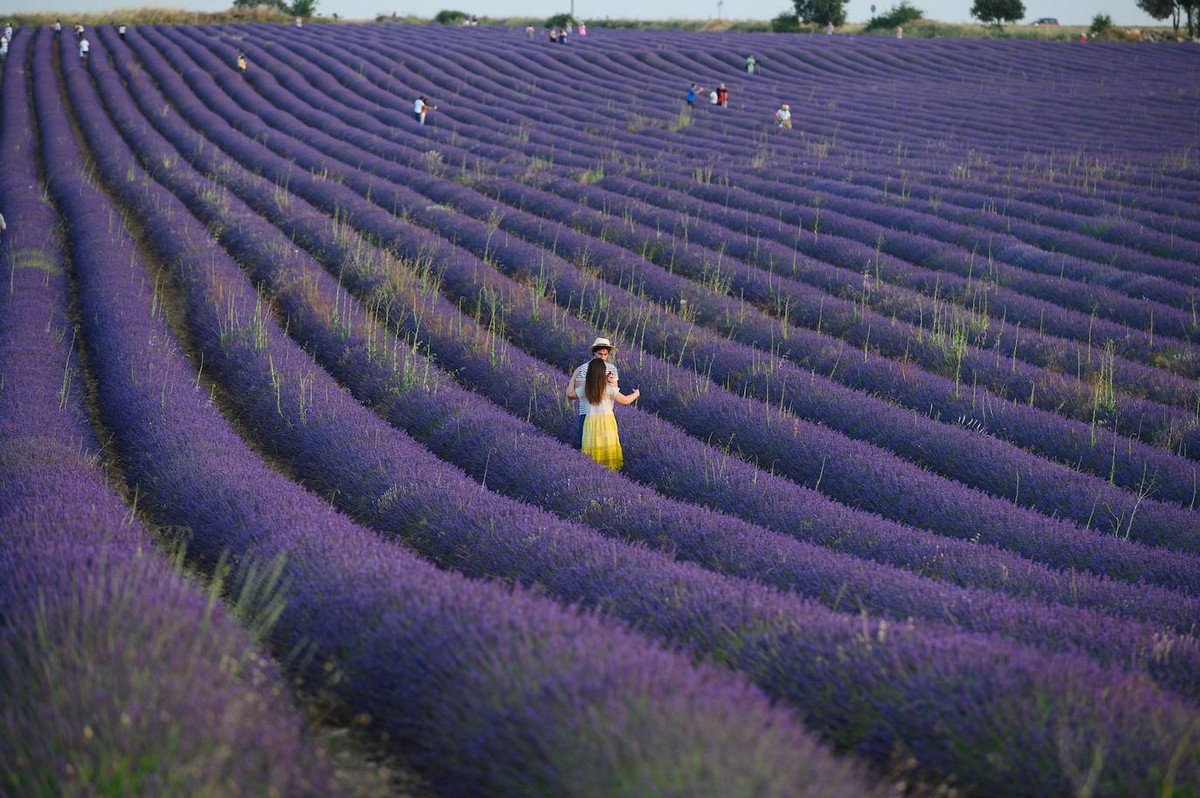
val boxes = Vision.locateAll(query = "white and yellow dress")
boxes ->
[581,385,623,471]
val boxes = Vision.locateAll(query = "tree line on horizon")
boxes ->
[786,0,1193,36]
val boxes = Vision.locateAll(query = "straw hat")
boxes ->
[590,337,615,352]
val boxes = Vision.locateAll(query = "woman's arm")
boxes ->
[613,388,640,406]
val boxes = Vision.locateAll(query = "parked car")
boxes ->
[1030,17,1060,25]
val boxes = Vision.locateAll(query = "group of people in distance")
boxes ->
[686,57,790,128]
[566,337,640,471]
[685,80,790,128]
[52,20,129,65]
[685,82,729,108]
[542,20,585,42]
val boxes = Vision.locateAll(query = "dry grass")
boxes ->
[6,6,298,26]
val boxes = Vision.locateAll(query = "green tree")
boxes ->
[772,10,800,30]
[865,0,923,30]
[791,0,847,27]
[290,0,317,16]
[434,8,467,23]
[1137,0,1194,36]
[970,0,1024,26]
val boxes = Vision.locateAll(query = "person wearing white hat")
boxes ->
[580,357,639,471]
[566,337,620,449]
[775,103,792,129]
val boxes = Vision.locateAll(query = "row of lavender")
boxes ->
[61,27,1200,795]
[153,20,1200,572]
[35,27,883,798]
[0,33,336,795]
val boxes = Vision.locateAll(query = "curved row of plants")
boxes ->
[1,32,336,796]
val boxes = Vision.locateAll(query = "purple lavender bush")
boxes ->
[0,31,336,797]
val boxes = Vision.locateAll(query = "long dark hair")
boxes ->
[584,357,608,405]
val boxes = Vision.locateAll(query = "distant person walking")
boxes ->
[578,22,587,35]
[236,50,248,74]
[716,82,728,106]
[896,25,904,38]
[685,82,702,107]
[580,358,639,471]
[413,95,437,124]
[745,54,756,74]
[78,36,90,64]
[567,337,620,449]
[826,20,834,34]
[117,22,127,39]
[53,19,62,38]
[775,102,792,129]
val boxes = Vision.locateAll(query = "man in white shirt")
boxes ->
[566,337,619,449]
[413,95,436,125]
[775,103,791,129]
[79,36,89,64]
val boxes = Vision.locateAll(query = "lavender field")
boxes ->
[2,19,1199,796]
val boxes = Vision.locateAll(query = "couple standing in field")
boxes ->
[566,337,640,471]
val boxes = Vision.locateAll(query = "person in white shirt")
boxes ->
[79,36,90,64]
[580,359,640,471]
[775,102,792,129]
[566,337,620,449]
[413,95,437,124]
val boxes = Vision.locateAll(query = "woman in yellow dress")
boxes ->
[580,358,640,471]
